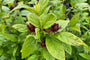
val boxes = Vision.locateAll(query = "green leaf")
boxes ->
[70,14,79,27]
[35,28,40,39]
[54,11,65,20]
[79,53,90,60]
[70,26,81,32]
[56,32,86,46]
[42,48,55,60]
[59,5,66,14]
[70,0,87,6]
[71,0,87,3]
[22,35,37,59]
[39,0,49,14]
[0,48,3,56]
[28,0,36,4]
[63,43,72,55]
[3,0,14,5]
[75,3,89,8]
[2,33,17,42]
[18,33,27,43]
[20,10,30,16]
[46,36,65,60]
[43,6,51,15]
[34,3,40,13]
[9,4,37,14]
[0,24,6,32]
[42,13,56,29]
[2,6,10,12]
[27,13,40,28]
[15,15,25,24]
[27,55,38,60]
[12,24,28,32]
[56,20,69,32]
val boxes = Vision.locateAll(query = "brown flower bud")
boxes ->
[26,23,35,32]
[50,23,61,32]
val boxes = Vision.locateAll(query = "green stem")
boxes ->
[39,16,43,31]
[66,9,71,17]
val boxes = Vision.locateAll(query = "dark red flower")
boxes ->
[10,6,14,10]
[37,0,39,1]
[43,29,50,32]
[50,23,61,32]
[10,4,18,10]
[26,23,35,32]
[38,40,47,49]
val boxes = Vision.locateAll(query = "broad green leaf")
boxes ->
[63,43,72,55]
[59,5,66,14]
[70,14,79,27]
[42,48,55,60]
[27,13,40,28]
[3,0,14,5]
[79,53,90,60]
[70,26,80,32]
[2,6,10,12]
[35,28,40,39]
[22,35,37,59]
[54,4,66,20]
[56,32,86,46]
[18,33,27,43]
[28,0,36,4]
[39,0,49,14]
[42,6,51,15]
[27,55,38,60]
[70,0,87,6]
[56,20,69,32]
[15,15,25,24]
[40,6,51,22]
[46,36,65,60]
[2,33,17,42]
[12,24,28,32]
[0,48,3,56]
[20,10,30,16]
[42,13,56,29]
[71,0,87,3]
[9,4,37,14]
[54,11,65,20]
[75,3,89,8]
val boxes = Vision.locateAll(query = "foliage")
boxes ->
[0,0,90,60]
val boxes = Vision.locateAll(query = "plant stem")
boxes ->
[39,16,43,31]
[65,8,71,18]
